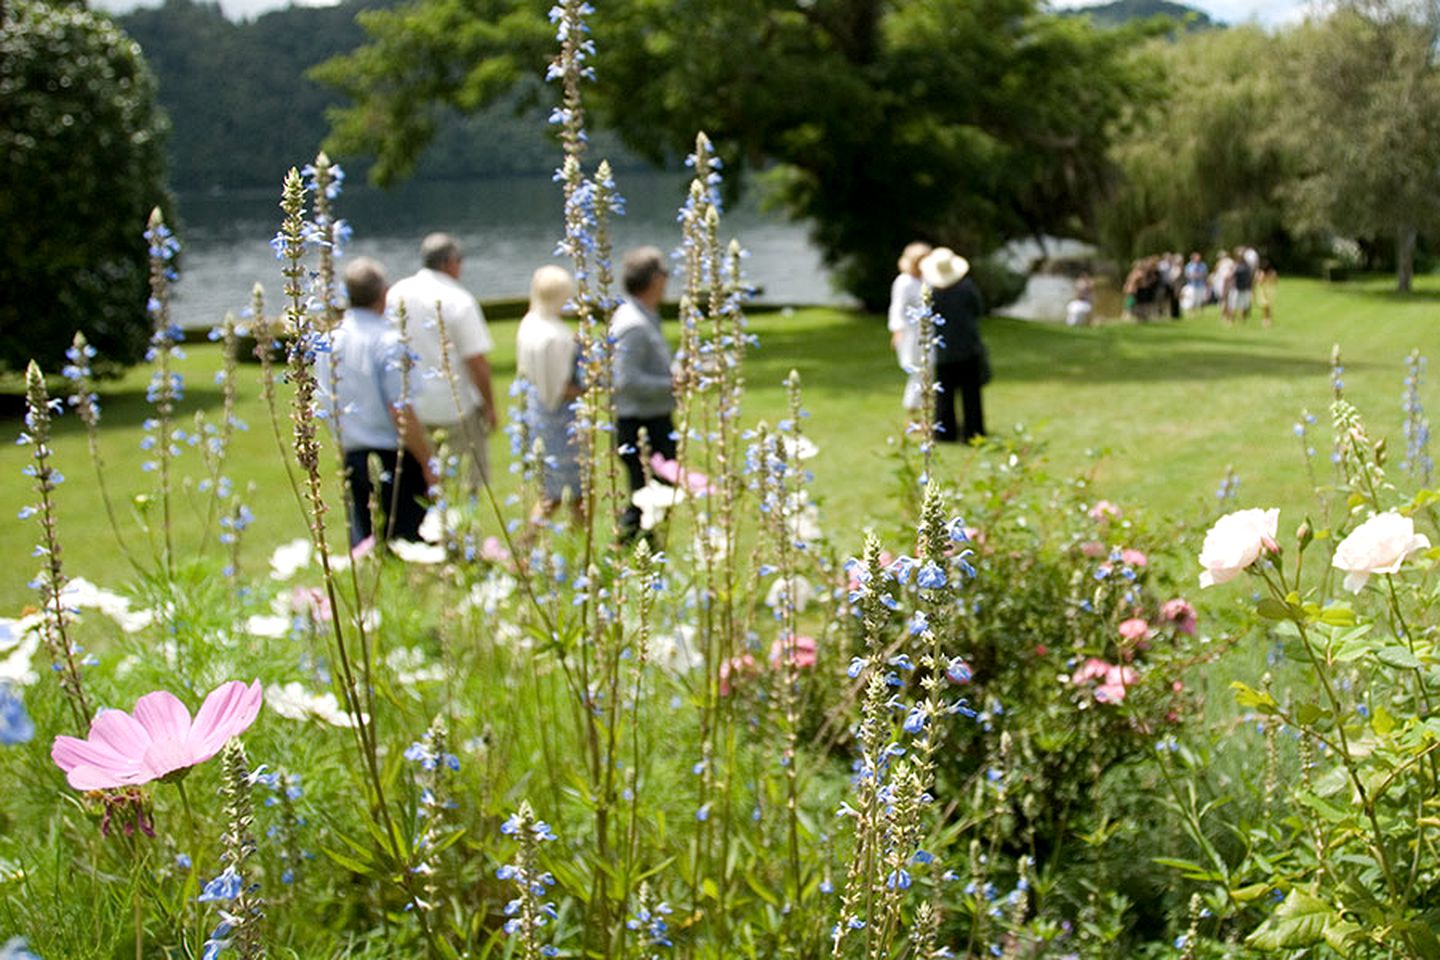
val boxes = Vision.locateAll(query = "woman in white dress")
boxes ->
[887,241,932,412]
[515,265,583,522]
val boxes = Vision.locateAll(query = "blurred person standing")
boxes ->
[316,257,438,546]
[388,233,497,492]
[515,264,584,523]
[921,247,988,443]
[887,241,932,411]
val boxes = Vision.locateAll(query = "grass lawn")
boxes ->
[1,273,1434,612]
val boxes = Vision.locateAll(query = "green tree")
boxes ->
[317,0,1160,307]
[0,0,169,375]
[1098,26,1299,264]
[1285,0,1440,291]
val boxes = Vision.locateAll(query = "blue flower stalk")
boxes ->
[303,153,346,331]
[906,288,940,482]
[20,362,92,731]
[199,312,244,555]
[198,739,264,959]
[407,718,459,912]
[499,802,561,960]
[63,333,138,568]
[143,207,184,577]
[1401,348,1432,484]
[256,769,305,890]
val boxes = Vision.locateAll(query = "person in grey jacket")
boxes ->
[611,245,677,539]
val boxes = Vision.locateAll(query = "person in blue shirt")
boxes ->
[317,257,439,546]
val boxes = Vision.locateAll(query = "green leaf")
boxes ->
[1247,889,1335,949]
[322,846,376,877]
[1230,883,1273,903]
[1377,646,1421,670]
[1323,918,1361,953]
[1256,597,1299,621]
[1295,702,1328,725]
[1231,681,1280,714]
[1316,604,1357,626]
[1371,705,1396,736]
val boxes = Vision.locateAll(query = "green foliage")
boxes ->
[0,0,169,376]
[318,0,1162,307]
[1098,26,1299,265]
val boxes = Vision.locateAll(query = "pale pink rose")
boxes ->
[1080,541,1106,558]
[719,654,758,696]
[768,634,818,670]
[1071,658,1111,685]
[1331,512,1432,593]
[1118,617,1150,642]
[1095,665,1138,704]
[1121,548,1148,568]
[51,680,264,790]
[1088,500,1120,522]
[1161,598,1197,635]
[1197,508,1280,588]
[650,454,716,496]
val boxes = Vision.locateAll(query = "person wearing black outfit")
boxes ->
[920,247,989,444]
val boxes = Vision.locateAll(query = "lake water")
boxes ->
[170,170,850,329]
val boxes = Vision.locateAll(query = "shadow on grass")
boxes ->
[747,313,1341,392]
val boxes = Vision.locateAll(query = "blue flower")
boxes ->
[197,867,242,903]
[915,562,947,590]
[0,686,34,746]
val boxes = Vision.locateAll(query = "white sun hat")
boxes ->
[919,247,970,290]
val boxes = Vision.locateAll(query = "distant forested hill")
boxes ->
[1063,0,1216,29]
[117,0,642,191]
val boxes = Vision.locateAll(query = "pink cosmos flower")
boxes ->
[1088,500,1120,522]
[650,454,716,497]
[52,680,263,790]
[290,586,332,623]
[768,634,818,670]
[1121,548,1148,568]
[1071,658,1111,685]
[1118,617,1150,642]
[1161,598,1197,635]
[350,536,376,562]
[480,536,510,565]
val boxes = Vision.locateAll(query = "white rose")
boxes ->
[1198,508,1280,588]
[1331,511,1431,593]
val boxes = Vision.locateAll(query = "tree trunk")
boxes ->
[1397,227,1416,292]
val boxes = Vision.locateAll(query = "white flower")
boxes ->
[1331,511,1431,593]
[781,436,819,461]
[418,507,466,544]
[386,647,446,684]
[784,494,823,543]
[651,624,704,673]
[0,626,40,687]
[633,482,686,531]
[269,538,313,580]
[460,574,517,616]
[1197,508,1279,588]
[765,576,815,613]
[246,614,293,639]
[56,578,152,633]
[267,681,367,727]
[390,540,447,565]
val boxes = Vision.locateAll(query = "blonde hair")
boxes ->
[530,264,576,316]
[898,242,933,276]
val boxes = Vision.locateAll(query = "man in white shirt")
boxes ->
[387,233,497,491]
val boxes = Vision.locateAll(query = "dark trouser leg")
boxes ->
[617,415,677,536]
[958,356,986,441]
[934,361,962,443]
[345,448,430,546]
[343,449,377,547]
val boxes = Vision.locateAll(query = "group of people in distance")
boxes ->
[1121,248,1276,326]
[317,233,678,549]
[886,242,990,444]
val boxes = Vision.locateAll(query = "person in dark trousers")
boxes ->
[610,246,677,539]
[316,258,439,546]
[920,247,989,444]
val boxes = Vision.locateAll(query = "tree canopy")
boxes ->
[317,0,1163,306]
[0,0,170,375]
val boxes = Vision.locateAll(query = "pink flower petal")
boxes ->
[189,680,264,757]
[131,691,193,745]
[141,737,199,781]
[51,732,140,780]
[66,762,147,791]
[86,709,153,761]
